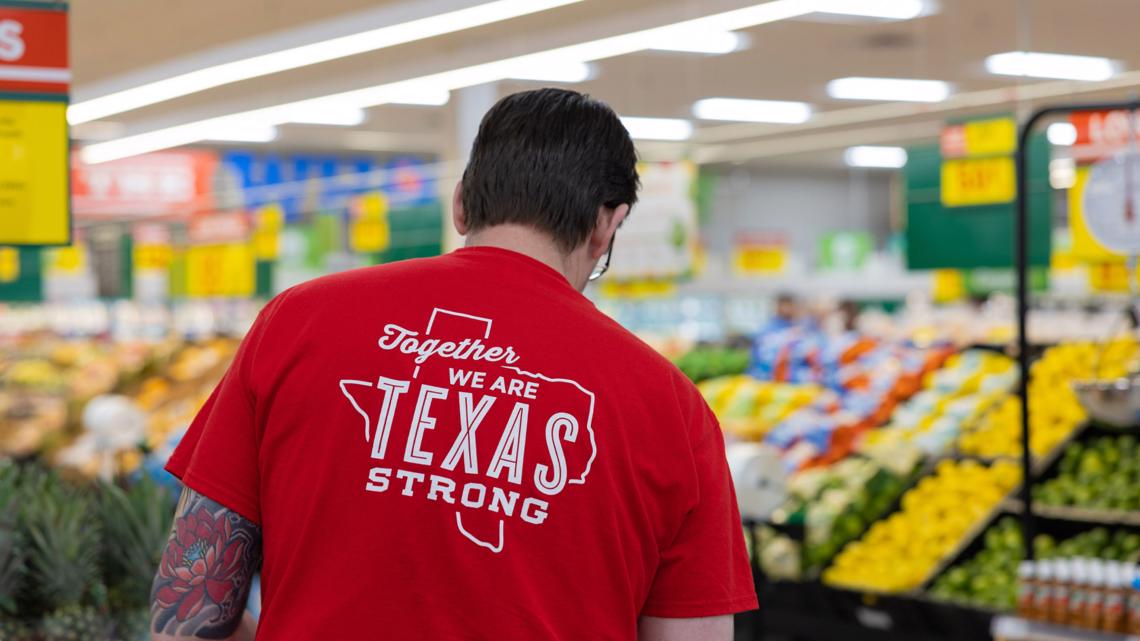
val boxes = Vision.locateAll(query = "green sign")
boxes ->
[905,133,1052,270]
[819,231,874,270]
[0,247,42,301]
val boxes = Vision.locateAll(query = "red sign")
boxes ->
[187,212,250,246]
[940,124,967,158]
[0,4,69,95]
[1071,110,1140,163]
[71,150,219,218]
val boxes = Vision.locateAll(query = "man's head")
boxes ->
[454,88,639,289]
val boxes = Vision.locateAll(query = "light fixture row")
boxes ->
[77,0,1121,161]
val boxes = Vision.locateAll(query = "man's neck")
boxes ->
[464,225,575,284]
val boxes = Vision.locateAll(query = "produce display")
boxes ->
[772,451,921,574]
[1035,435,1140,512]
[698,376,824,442]
[957,341,1136,459]
[930,518,1140,611]
[673,346,750,384]
[0,341,154,457]
[0,461,175,641]
[863,350,1016,457]
[823,459,1022,593]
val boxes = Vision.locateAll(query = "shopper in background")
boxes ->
[150,88,757,641]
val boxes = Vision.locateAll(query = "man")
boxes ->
[152,88,757,641]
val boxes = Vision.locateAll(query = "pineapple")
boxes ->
[98,477,174,641]
[0,463,33,641]
[22,469,110,641]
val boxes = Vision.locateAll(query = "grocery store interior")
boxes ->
[7,0,1140,639]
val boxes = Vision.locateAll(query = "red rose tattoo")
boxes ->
[150,489,261,638]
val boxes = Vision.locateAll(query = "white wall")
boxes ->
[702,166,896,266]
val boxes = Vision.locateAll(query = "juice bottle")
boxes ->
[1017,561,1038,620]
[1051,559,1072,625]
[1127,565,1140,635]
[1103,562,1127,633]
[1034,560,1054,622]
[1085,560,1106,630]
[1068,558,1088,627]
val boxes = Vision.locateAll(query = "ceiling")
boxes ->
[66,0,1140,170]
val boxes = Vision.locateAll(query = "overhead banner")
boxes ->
[0,3,69,95]
[71,150,219,218]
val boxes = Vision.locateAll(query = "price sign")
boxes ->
[46,244,86,274]
[349,192,390,253]
[253,203,284,260]
[733,232,788,275]
[186,243,255,298]
[1088,262,1133,293]
[941,157,1016,207]
[0,247,18,282]
[132,223,172,271]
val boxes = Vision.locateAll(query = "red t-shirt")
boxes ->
[167,246,758,640]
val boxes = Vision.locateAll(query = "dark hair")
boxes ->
[461,88,640,252]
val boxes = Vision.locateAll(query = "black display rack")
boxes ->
[740,99,1140,641]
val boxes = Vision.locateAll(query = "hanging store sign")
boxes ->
[1070,110,1140,163]
[733,231,788,276]
[72,150,219,218]
[0,98,68,245]
[349,192,390,254]
[940,116,1018,208]
[185,212,255,297]
[0,3,69,96]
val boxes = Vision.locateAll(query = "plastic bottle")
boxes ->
[1017,561,1038,620]
[1103,562,1127,633]
[1085,560,1106,630]
[1068,558,1089,627]
[1051,559,1072,625]
[1127,565,1140,635]
[1034,560,1054,622]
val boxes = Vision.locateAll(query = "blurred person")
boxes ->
[150,88,757,641]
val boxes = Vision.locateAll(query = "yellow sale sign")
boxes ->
[0,248,19,283]
[941,157,1016,207]
[0,100,69,245]
[962,117,1017,157]
[186,243,255,297]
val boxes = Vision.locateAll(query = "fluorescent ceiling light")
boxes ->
[289,107,367,126]
[693,97,812,124]
[67,0,584,124]
[621,117,693,141]
[508,61,594,83]
[388,87,452,106]
[827,76,950,102]
[82,0,826,163]
[813,0,926,20]
[204,124,279,143]
[985,51,1118,82]
[845,145,907,168]
[1047,122,1078,146]
[650,31,748,55]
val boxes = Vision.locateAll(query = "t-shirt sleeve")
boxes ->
[641,408,759,618]
[164,297,284,525]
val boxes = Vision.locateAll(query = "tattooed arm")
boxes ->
[150,488,262,641]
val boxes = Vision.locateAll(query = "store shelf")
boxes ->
[992,616,1140,641]
[1002,500,1140,527]
[673,271,934,301]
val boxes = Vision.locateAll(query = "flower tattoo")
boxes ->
[151,489,261,638]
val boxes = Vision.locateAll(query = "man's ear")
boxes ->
[590,203,630,260]
[452,181,469,235]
